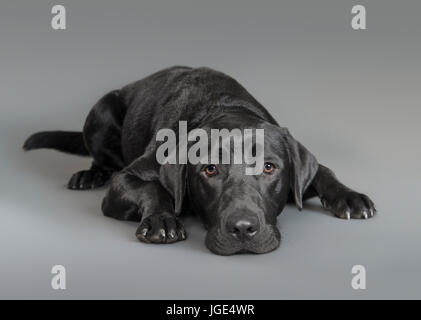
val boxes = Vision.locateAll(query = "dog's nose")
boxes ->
[226,216,259,242]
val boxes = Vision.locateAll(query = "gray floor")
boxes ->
[1,0,420,299]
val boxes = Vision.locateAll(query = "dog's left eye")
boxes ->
[263,162,275,174]
[204,164,217,176]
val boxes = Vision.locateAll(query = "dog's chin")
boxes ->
[205,225,281,256]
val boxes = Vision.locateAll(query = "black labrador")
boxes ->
[23,66,376,255]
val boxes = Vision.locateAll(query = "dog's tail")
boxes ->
[23,131,90,156]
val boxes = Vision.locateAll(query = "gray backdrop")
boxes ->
[0,0,420,299]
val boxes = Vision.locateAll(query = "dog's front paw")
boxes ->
[321,191,376,220]
[136,213,186,244]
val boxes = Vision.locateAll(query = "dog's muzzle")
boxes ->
[225,212,260,242]
[205,210,280,255]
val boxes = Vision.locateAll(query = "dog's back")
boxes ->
[119,66,277,162]
[23,66,278,186]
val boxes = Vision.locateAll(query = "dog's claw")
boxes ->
[136,228,149,242]
[159,229,166,238]
[136,214,186,244]
[322,191,376,220]
[345,210,351,220]
[68,169,110,190]
[168,230,176,239]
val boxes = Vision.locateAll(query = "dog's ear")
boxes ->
[281,129,319,210]
[124,150,187,216]
[124,150,160,181]
[159,163,187,216]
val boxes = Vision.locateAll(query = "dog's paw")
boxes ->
[136,213,186,244]
[321,191,376,220]
[67,170,111,190]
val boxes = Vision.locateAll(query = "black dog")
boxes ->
[23,66,376,255]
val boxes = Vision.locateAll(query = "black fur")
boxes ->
[23,131,89,156]
[23,66,376,255]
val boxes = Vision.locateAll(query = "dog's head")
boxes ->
[132,113,318,255]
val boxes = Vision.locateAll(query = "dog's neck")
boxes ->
[199,108,271,131]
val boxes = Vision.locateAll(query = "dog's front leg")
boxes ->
[102,172,186,243]
[311,165,376,220]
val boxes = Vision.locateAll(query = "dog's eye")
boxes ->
[205,165,217,176]
[263,162,275,174]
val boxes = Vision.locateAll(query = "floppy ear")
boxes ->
[282,130,319,210]
[124,151,187,216]
[159,163,187,216]
[124,150,160,181]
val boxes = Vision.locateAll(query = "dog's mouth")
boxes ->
[205,224,281,256]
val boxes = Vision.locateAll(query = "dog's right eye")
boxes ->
[205,165,217,176]
[263,162,275,174]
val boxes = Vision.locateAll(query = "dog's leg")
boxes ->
[68,90,126,190]
[309,164,376,219]
[102,172,186,243]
